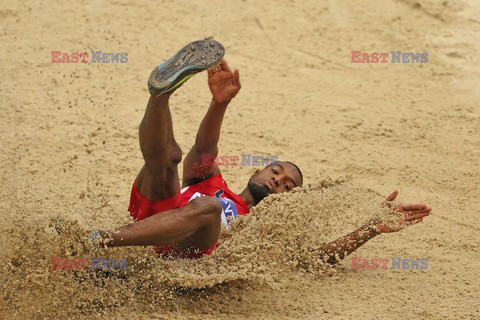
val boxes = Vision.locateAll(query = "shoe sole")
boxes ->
[148,39,225,96]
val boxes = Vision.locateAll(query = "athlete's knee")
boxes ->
[142,141,182,171]
[168,142,182,167]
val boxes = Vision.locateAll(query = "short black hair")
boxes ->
[269,160,303,186]
[285,161,303,185]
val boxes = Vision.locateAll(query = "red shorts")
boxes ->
[128,182,217,259]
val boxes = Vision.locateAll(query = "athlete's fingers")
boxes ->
[404,211,430,221]
[233,69,240,87]
[208,68,214,78]
[402,203,427,211]
[386,190,398,202]
[405,218,423,226]
[412,205,432,213]
[220,59,231,73]
[400,206,431,214]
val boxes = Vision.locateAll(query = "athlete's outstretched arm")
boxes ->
[312,190,432,265]
[182,59,241,187]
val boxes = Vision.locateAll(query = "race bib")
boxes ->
[216,197,239,228]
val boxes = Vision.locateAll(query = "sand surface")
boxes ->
[1,0,479,319]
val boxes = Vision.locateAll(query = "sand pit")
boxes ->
[1,0,479,319]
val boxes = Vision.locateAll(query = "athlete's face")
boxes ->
[247,161,302,204]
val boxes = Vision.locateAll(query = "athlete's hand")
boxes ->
[373,190,432,233]
[208,59,241,103]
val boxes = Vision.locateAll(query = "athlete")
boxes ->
[93,40,432,263]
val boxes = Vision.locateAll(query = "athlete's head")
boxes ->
[247,161,303,205]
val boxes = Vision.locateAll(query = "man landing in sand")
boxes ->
[92,40,432,263]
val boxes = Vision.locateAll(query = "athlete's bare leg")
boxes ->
[135,93,181,201]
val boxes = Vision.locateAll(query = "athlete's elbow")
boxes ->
[193,144,218,160]
[325,255,338,265]
[318,250,339,265]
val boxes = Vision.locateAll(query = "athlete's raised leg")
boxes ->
[136,40,225,201]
